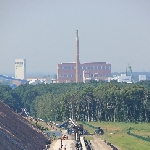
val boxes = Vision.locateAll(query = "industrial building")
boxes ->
[57,30,111,83]
[15,59,26,80]
[139,75,146,81]
[57,62,111,83]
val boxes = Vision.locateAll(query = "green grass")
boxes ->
[30,121,51,131]
[80,121,150,150]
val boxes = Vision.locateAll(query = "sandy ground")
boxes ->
[49,129,76,150]
[50,139,76,150]
[50,136,115,150]
[49,130,118,150]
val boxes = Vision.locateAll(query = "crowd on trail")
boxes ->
[0,101,50,150]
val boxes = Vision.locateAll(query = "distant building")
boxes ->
[139,75,146,81]
[108,75,118,82]
[26,76,57,85]
[108,74,131,83]
[57,62,111,83]
[118,74,131,83]
[15,59,26,79]
[11,79,28,87]
[26,78,46,85]
[83,70,91,83]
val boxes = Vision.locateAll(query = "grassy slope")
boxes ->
[79,122,150,150]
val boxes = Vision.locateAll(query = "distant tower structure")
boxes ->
[15,59,26,79]
[76,30,80,83]
[126,64,132,76]
[126,63,135,82]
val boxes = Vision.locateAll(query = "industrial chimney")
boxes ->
[76,30,80,83]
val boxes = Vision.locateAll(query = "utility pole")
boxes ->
[60,138,63,149]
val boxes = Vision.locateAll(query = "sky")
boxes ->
[0,0,150,75]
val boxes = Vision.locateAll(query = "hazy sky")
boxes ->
[0,0,150,74]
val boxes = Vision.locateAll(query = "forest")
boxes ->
[1,80,150,122]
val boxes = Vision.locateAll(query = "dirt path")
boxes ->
[49,139,76,150]
[89,135,121,150]
[49,130,76,150]
[90,136,112,150]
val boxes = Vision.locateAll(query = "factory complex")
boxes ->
[0,30,148,87]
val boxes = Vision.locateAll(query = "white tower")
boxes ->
[15,59,26,79]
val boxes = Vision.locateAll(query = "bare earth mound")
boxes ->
[0,101,48,150]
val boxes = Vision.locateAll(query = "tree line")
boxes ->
[0,81,150,122]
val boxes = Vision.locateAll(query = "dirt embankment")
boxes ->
[0,101,48,150]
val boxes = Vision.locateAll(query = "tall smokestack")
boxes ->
[76,30,80,83]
